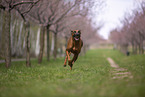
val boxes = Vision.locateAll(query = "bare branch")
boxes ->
[16,8,26,21]
[4,0,9,4]
[14,0,40,23]
[21,0,40,14]
[0,4,5,10]
[12,0,40,9]
[53,1,77,24]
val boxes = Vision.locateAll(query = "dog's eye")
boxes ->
[74,31,76,33]
[78,31,80,33]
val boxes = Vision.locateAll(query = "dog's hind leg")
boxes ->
[68,61,73,70]
[68,54,78,70]
[70,65,72,70]
[72,54,78,64]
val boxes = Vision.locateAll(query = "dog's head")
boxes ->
[71,30,81,41]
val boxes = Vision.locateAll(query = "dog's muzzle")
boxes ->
[73,33,80,41]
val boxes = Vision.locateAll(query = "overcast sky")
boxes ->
[95,0,137,39]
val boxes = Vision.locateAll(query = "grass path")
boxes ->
[0,49,145,97]
[107,57,133,79]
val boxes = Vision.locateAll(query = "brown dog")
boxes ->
[63,30,83,70]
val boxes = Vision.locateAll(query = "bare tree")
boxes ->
[0,0,40,68]
[109,2,145,55]
[27,0,48,63]
[15,0,40,66]
[38,26,45,63]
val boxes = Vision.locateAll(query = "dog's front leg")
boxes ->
[66,51,71,62]
[66,51,73,70]
[63,55,67,67]
[64,52,71,67]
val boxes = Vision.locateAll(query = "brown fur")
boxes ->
[63,30,83,70]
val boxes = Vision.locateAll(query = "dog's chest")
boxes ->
[72,43,80,53]
[73,47,78,51]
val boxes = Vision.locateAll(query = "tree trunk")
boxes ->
[35,27,40,56]
[51,33,54,55]
[53,33,57,60]
[46,25,50,61]
[131,42,135,54]
[38,26,45,64]
[5,9,11,68]
[0,10,5,59]
[25,22,31,67]
[138,31,144,54]
[141,40,144,54]
[134,44,137,54]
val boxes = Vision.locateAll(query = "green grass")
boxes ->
[0,49,145,97]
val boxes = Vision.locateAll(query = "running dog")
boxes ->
[63,30,83,70]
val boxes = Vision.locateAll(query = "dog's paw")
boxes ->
[63,65,66,67]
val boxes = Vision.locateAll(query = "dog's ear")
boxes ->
[78,30,81,34]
